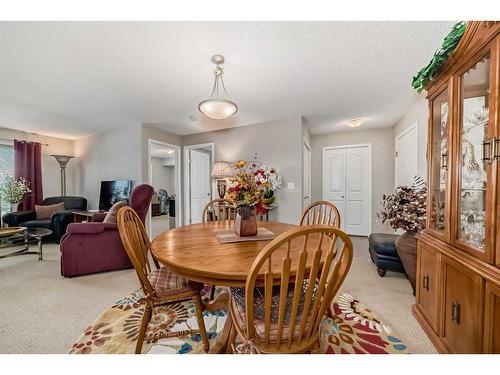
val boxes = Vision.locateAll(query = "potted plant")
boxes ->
[226,159,267,236]
[377,176,426,291]
[0,173,31,214]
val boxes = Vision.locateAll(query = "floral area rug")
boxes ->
[70,289,409,354]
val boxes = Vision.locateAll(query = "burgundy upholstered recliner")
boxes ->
[60,184,154,277]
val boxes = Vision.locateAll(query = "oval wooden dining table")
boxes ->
[151,220,304,353]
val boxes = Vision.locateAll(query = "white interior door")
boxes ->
[345,146,371,235]
[303,143,312,208]
[395,124,418,187]
[189,149,211,224]
[322,148,346,230]
[323,145,371,236]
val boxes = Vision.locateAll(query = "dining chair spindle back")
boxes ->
[117,206,210,353]
[229,225,353,353]
[300,200,341,227]
[202,198,237,223]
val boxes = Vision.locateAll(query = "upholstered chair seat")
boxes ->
[230,295,308,343]
[147,267,203,298]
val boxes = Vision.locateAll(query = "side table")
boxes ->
[72,210,104,223]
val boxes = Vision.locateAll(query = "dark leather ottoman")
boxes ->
[368,233,404,277]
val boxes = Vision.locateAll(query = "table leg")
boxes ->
[0,243,29,258]
[38,238,43,261]
[200,289,235,354]
[209,311,234,354]
[201,289,229,312]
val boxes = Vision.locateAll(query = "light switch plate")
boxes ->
[287,182,295,189]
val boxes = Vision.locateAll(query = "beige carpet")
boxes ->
[0,237,436,354]
[151,215,175,238]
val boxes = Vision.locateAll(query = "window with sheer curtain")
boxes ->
[0,142,14,214]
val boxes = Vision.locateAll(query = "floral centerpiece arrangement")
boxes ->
[0,173,31,212]
[226,157,280,236]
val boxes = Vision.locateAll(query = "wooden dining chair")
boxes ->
[202,198,237,223]
[228,225,353,354]
[202,198,237,300]
[117,206,209,353]
[300,200,341,227]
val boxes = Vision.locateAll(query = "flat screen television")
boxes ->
[98,180,132,211]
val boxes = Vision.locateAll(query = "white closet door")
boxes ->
[323,145,371,236]
[322,148,346,231]
[344,146,371,236]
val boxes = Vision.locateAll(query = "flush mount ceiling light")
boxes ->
[198,55,238,120]
[346,118,366,128]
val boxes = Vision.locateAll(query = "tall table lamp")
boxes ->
[51,154,74,196]
[211,161,234,199]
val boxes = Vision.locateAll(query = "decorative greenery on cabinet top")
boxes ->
[411,21,467,94]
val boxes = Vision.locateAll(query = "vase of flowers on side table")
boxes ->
[226,158,269,237]
[260,165,282,206]
[0,174,31,227]
[377,176,427,293]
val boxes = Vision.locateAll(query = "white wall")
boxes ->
[150,157,176,195]
[393,96,428,180]
[310,127,395,234]
[73,125,142,209]
[182,117,304,224]
[0,126,76,198]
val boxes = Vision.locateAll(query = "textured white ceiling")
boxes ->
[0,21,456,139]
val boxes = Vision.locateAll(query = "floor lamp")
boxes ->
[51,155,74,196]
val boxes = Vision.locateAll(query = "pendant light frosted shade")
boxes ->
[198,99,238,120]
[198,55,238,120]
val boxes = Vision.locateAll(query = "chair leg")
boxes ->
[192,293,210,353]
[227,323,237,354]
[209,285,216,300]
[327,304,334,319]
[135,304,152,354]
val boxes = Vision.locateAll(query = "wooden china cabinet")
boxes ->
[413,21,500,353]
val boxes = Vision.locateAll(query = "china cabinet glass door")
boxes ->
[428,87,450,237]
[456,52,492,257]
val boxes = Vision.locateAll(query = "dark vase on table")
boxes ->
[234,205,257,237]
[395,231,418,294]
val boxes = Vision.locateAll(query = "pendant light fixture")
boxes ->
[198,55,238,120]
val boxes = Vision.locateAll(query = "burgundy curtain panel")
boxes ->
[14,140,43,211]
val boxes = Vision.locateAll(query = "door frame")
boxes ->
[303,141,312,209]
[147,139,182,235]
[395,122,418,188]
[322,143,372,236]
[183,142,215,225]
